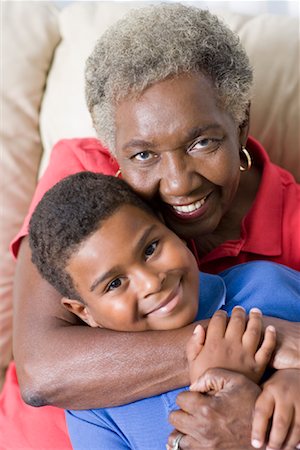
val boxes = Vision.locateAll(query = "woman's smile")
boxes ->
[116,73,244,241]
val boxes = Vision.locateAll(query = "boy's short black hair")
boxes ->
[29,172,155,302]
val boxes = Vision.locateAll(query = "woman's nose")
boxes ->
[159,154,199,198]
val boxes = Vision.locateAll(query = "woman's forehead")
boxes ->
[115,73,230,149]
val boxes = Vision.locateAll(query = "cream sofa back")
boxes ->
[39,2,300,178]
[1,1,299,377]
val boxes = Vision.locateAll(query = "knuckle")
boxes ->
[273,414,289,430]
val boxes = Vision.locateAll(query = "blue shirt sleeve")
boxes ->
[66,409,131,450]
[220,261,300,321]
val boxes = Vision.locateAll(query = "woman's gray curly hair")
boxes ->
[85,2,253,154]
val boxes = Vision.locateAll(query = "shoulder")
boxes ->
[50,138,119,175]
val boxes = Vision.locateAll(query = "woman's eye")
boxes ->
[132,151,156,162]
[144,241,158,258]
[188,138,220,153]
[107,278,122,291]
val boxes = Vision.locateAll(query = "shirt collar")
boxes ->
[241,137,283,256]
[195,272,226,320]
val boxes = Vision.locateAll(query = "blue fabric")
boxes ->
[66,261,300,450]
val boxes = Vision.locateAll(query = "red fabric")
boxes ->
[197,137,300,273]
[3,136,300,449]
[0,362,71,449]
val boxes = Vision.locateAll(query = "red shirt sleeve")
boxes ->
[10,138,119,258]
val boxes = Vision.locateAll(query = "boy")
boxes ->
[29,172,300,450]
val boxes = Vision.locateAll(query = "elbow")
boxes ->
[21,387,48,407]
[17,363,57,407]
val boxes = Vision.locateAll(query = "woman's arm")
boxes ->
[13,237,195,409]
[14,238,300,410]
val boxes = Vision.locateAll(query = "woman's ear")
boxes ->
[61,298,99,327]
[238,102,250,146]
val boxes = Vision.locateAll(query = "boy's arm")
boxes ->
[252,369,300,450]
[187,306,276,386]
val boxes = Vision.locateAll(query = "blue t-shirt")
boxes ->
[66,261,300,450]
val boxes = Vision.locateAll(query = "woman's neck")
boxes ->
[193,166,261,257]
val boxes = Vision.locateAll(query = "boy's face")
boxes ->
[65,204,199,331]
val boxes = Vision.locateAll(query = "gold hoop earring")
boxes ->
[115,169,122,178]
[239,146,252,172]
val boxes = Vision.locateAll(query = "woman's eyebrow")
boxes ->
[186,124,222,141]
[122,124,222,151]
[122,139,156,152]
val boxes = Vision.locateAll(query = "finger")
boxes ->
[283,412,300,450]
[167,431,184,450]
[167,431,198,450]
[267,401,294,450]
[186,325,206,363]
[175,390,207,414]
[242,308,263,354]
[169,409,196,436]
[205,309,228,340]
[225,306,246,341]
[252,390,275,449]
[255,326,276,368]
[189,367,246,393]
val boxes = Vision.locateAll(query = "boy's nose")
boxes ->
[135,268,166,298]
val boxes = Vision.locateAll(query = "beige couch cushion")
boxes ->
[40,2,300,180]
[0,2,60,375]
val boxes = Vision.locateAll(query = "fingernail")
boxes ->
[189,383,196,390]
[193,324,201,335]
[251,439,262,448]
[233,305,245,311]
[296,445,300,449]
[250,307,262,315]
[266,325,276,332]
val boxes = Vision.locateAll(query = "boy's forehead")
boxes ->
[86,204,164,249]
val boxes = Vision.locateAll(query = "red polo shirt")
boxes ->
[2,136,299,449]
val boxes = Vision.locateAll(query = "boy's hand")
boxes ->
[251,369,300,450]
[187,306,276,386]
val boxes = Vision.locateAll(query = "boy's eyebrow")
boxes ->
[89,224,157,292]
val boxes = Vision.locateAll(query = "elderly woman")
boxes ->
[7,3,299,450]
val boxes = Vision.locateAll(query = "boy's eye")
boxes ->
[145,240,158,258]
[107,278,122,291]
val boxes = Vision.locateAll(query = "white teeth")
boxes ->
[173,197,206,213]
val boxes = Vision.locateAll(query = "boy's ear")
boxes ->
[61,298,99,328]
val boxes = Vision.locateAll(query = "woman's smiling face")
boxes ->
[115,73,248,240]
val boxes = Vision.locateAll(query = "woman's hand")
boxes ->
[187,307,276,385]
[252,369,300,450]
[262,317,300,370]
[168,368,261,450]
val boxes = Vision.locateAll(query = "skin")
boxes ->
[115,73,260,251]
[13,72,300,447]
[64,205,199,331]
[187,307,276,385]
[167,368,263,450]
